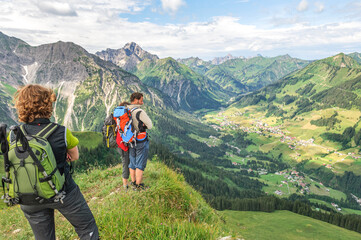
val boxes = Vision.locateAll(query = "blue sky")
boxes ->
[1,0,361,60]
[123,0,337,26]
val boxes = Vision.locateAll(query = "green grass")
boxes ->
[0,160,224,239]
[308,183,346,201]
[309,199,361,216]
[188,133,222,147]
[227,153,247,164]
[260,174,296,196]
[72,131,103,149]
[259,172,347,200]
[221,210,361,240]
[205,104,361,172]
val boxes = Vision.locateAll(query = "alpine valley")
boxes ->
[2,31,361,238]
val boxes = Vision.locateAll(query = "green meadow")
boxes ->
[221,210,361,240]
[310,199,361,216]
[72,131,103,149]
[204,105,361,173]
[256,171,347,200]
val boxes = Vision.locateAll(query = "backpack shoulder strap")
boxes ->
[19,124,28,136]
[16,125,47,172]
[135,111,147,132]
[136,111,142,121]
[35,123,59,139]
[130,107,138,113]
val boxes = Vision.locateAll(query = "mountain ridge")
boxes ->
[0,32,177,130]
[97,43,228,111]
[233,53,361,112]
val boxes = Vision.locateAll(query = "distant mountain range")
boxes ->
[0,32,176,130]
[234,53,361,118]
[96,43,228,110]
[96,43,310,108]
[3,30,361,131]
[178,54,311,94]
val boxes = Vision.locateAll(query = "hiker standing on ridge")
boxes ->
[117,101,131,191]
[127,92,153,190]
[10,84,99,240]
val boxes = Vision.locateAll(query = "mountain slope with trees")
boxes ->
[97,43,230,111]
[0,32,179,131]
[178,54,311,95]
[234,53,361,114]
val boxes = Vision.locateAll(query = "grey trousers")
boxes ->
[20,185,99,240]
[117,148,130,179]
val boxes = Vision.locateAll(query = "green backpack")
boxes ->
[2,123,66,205]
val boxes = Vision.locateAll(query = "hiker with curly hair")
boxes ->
[10,84,99,240]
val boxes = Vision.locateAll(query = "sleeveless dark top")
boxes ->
[10,118,76,193]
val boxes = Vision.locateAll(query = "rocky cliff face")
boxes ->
[0,32,176,131]
[96,42,159,72]
[0,32,33,85]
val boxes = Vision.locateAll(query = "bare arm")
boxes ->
[66,146,79,162]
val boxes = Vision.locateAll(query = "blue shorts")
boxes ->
[129,140,149,171]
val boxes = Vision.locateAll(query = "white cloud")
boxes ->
[161,0,186,13]
[1,1,361,60]
[314,2,324,13]
[270,16,301,26]
[297,0,308,12]
[36,1,77,16]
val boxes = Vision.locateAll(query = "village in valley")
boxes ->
[202,109,361,213]
[206,110,361,168]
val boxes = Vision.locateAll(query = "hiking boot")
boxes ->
[123,185,129,192]
[136,183,146,191]
[131,181,137,191]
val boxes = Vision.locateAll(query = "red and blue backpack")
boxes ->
[113,106,148,150]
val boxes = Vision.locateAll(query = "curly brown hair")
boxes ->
[14,84,56,123]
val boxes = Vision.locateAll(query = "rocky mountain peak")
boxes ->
[96,42,159,72]
[123,42,140,55]
[211,54,238,65]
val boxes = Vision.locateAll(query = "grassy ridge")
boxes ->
[72,131,103,149]
[0,160,224,239]
[221,210,361,240]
